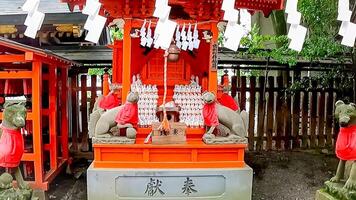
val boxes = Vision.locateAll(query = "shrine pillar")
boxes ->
[122,19,132,102]
[208,22,218,94]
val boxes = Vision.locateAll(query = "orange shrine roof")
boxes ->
[61,0,285,21]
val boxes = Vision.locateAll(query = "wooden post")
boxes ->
[80,75,89,152]
[208,22,218,94]
[256,77,265,151]
[61,68,69,160]
[122,19,132,102]
[248,77,256,151]
[90,75,97,113]
[70,74,79,151]
[275,76,284,149]
[49,66,58,170]
[32,61,45,189]
[102,68,110,96]
[266,77,274,150]
[310,80,318,148]
[240,76,246,111]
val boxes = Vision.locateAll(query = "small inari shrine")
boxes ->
[0,37,76,190]
[58,0,285,199]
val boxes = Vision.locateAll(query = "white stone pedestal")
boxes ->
[87,164,253,200]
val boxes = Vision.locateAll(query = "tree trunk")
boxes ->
[270,10,288,77]
[270,10,288,48]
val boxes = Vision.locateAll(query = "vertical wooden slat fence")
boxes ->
[68,72,355,152]
[69,74,102,152]
[231,74,355,151]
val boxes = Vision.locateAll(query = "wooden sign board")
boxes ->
[152,122,187,144]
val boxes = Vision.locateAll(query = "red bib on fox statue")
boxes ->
[336,125,356,161]
[0,125,24,168]
[0,103,27,168]
[98,93,120,110]
[115,102,138,125]
[203,102,219,127]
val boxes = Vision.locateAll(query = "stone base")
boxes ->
[92,136,135,144]
[87,163,253,200]
[315,190,338,200]
[315,181,356,200]
[203,136,248,144]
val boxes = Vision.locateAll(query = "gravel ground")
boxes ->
[246,151,339,200]
[46,151,339,200]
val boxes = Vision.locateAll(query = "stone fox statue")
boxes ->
[330,100,356,191]
[0,102,33,200]
[202,92,248,142]
[92,92,139,139]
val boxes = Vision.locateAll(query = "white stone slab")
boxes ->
[87,164,253,200]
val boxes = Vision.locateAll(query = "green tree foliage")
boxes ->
[233,0,352,65]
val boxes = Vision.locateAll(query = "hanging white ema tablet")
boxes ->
[223,8,239,22]
[288,25,307,52]
[155,19,177,50]
[341,22,356,47]
[153,5,171,20]
[221,0,235,11]
[85,15,107,43]
[22,0,40,13]
[339,21,349,36]
[337,10,352,22]
[24,11,45,39]
[287,11,302,25]
[82,0,101,16]
[285,0,298,14]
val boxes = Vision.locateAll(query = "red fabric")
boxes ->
[218,93,239,111]
[98,93,120,110]
[336,125,356,161]
[203,102,219,127]
[115,102,138,125]
[0,125,24,168]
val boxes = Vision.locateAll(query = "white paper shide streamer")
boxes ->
[83,0,107,44]
[286,0,307,52]
[221,0,247,51]
[337,0,356,47]
[152,0,177,50]
[22,0,45,39]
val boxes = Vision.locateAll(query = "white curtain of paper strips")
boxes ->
[22,0,45,39]
[221,0,249,51]
[285,0,307,52]
[82,0,107,43]
[149,0,201,51]
[337,0,356,47]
